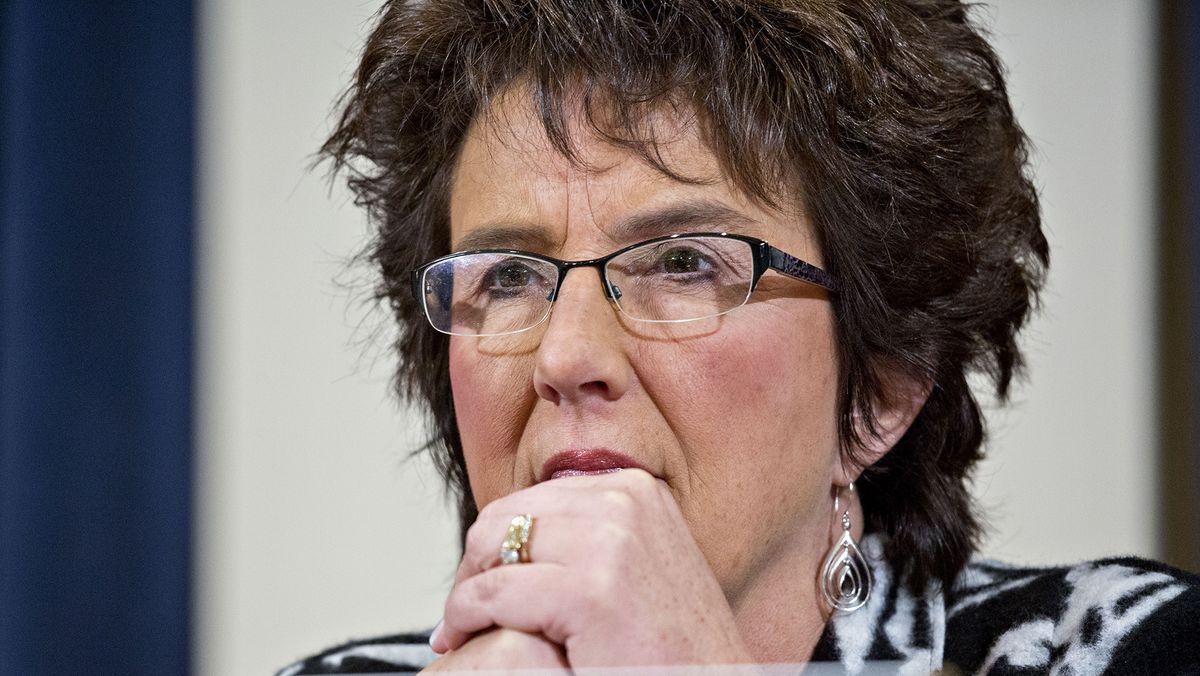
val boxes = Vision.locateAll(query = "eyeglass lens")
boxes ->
[421,236,756,336]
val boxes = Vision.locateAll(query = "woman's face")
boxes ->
[446,93,843,606]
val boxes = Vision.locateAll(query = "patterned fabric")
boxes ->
[278,536,1200,675]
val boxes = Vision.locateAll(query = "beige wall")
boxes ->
[195,1,1158,674]
[970,1,1159,563]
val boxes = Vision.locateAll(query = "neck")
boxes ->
[729,490,869,664]
[728,530,833,663]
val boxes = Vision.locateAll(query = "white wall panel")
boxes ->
[195,3,458,676]
[972,0,1158,564]
[196,1,1159,674]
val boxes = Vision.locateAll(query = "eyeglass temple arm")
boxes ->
[767,247,838,292]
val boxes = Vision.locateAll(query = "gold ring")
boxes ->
[499,514,534,565]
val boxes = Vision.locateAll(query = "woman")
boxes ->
[282,0,1200,673]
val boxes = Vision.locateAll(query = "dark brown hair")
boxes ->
[322,0,1048,591]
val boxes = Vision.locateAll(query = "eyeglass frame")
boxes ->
[410,231,839,335]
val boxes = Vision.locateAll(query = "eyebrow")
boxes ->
[452,199,757,253]
[607,199,756,242]
[452,224,557,253]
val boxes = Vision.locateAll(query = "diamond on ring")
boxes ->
[500,514,534,565]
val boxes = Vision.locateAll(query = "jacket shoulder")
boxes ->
[945,556,1200,675]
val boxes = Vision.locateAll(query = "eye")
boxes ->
[658,246,713,275]
[479,258,551,299]
[492,261,536,288]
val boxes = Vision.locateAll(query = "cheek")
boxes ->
[653,308,838,455]
[647,303,840,514]
[649,305,840,585]
[448,338,533,506]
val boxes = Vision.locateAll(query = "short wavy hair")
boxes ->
[322,0,1048,590]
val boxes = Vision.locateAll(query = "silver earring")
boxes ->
[819,482,872,613]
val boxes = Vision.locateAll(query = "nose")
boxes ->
[532,266,631,405]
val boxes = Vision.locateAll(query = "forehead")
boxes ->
[448,86,812,255]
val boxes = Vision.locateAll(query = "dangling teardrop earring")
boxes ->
[819,482,873,613]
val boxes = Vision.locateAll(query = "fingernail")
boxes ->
[429,619,444,653]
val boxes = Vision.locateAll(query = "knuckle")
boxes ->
[599,520,634,551]
[464,522,485,553]
[601,487,636,519]
[577,568,618,617]
[616,468,663,503]
[474,499,501,527]
[492,628,565,665]
[526,634,567,665]
[462,523,494,569]
[445,570,499,623]
[591,522,637,575]
[473,568,503,604]
[443,585,467,621]
[626,467,657,490]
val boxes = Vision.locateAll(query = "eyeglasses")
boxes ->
[412,232,838,337]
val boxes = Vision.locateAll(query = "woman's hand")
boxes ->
[421,627,568,672]
[430,469,752,668]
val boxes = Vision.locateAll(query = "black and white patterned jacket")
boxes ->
[278,536,1200,675]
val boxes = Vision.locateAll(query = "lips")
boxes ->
[539,449,651,482]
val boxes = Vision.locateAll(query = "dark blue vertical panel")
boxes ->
[1185,0,1200,556]
[0,1,193,674]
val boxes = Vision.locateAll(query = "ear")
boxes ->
[833,366,932,486]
